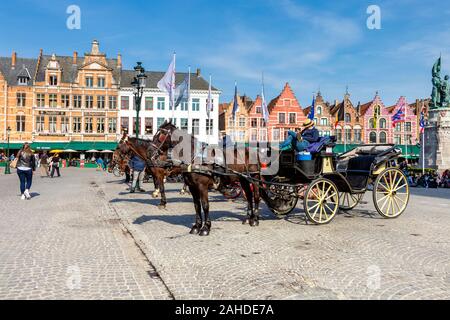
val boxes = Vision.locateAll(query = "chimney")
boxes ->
[117,53,122,68]
[91,40,100,55]
[73,51,78,64]
[39,48,43,57]
[11,51,17,69]
[196,68,201,77]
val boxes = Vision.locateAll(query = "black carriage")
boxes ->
[260,137,410,224]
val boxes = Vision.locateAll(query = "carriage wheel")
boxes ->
[373,168,409,218]
[223,181,242,200]
[339,192,364,211]
[113,165,123,177]
[260,177,298,216]
[304,178,339,224]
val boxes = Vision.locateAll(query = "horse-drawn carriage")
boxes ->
[260,137,410,224]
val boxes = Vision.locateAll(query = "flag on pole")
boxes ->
[308,95,315,120]
[334,101,344,128]
[261,85,269,124]
[373,106,380,129]
[174,74,189,108]
[207,75,213,117]
[232,82,239,119]
[392,103,406,127]
[419,105,426,133]
[157,53,176,111]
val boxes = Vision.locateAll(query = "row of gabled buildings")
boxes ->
[219,83,428,152]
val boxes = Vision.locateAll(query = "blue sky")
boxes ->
[1,0,449,107]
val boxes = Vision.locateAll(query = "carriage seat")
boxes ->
[306,136,335,154]
[346,155,377,173]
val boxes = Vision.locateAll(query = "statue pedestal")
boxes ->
[422,107,450,172]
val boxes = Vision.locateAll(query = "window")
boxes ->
[251,118,258,128]
[278,113,286,124]
[97,118,105,133]
[181,100,188,111]
[379,118,387,129]
[336,129,342,142]
[16,115,25,132]
[314,118,318,125]
[49,116,57,133]
[170,118,177,127]
[17,93,26,107]
[145,97,153,111]
[97,96,105,109]
[369,132,377,143]
[73,95,82,108]
[49,94,57,107]
[97,77,105,88]
[37,94,45,107]
[205,98,214,112]
[406,134,412,144]
[317,106,322,115]
[289,113,296,124]
[18,76,28,85]
[157,97,165,110]
[192,98,200,111]
[379,131,387,143]
[272,128,280,141]
[250,129,257,142]
[228,117,235,127]
[395,123,402,132]
[239,117,246,127]
[61,117,69,133]
[259,129,267,141]
[206,119,213,135]
[260,118,266,127]
[320,118,328,126]
[85,77,93,87]
[369,118,375,129]
[405,122,412,132]
[61,95,70,108]
[36,116,45,132]
[121,117,129,133]
[108,118,117,133]
[345,128,351,141]
[256,106,261,114]
[85,117,93,133]
[144,117,153,134]
[157,117,165,129]
[394,135,402,145]
[49,75,57,86]
[109,96,117,109]
[354,129,361,142]
[192,119,200,135]
[345,113,351,123]
[132,117,139,134]
[73,117,82,133]
[180,118,188,131]
[85,96,93,109]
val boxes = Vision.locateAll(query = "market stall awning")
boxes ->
[0,142,27,149]
[28,141,118,152]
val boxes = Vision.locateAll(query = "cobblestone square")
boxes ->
[1,168,449,299]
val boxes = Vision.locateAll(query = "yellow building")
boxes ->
[0,40,120,152]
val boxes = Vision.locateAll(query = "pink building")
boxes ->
[360,93,390,144]
[387,96,419,145]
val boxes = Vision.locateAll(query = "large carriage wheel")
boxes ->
[373,168,409,218]
[339,192,364,211]
[304,178,339,224]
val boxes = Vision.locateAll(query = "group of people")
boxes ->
[402,168,450,188]
[37,152,61,178]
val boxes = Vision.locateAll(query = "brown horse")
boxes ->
[155,121,262,236]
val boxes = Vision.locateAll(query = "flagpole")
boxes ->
[405,98,408,165]
[207,74,211,146]
[422,100,425,175]
[188,66,191,134]
[171,52,176,120]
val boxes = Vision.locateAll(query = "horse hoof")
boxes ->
[250,219,259,227]
[157,204,166,210]
[190,227,200,234]
[242,218,250,225]
[199,229,210,236]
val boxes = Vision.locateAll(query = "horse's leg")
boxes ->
[158,171,167,209]
[187,182,202,234]
[198,182,211,236]
[151,169,160,198]
[239,177,255,226]
[251,180,260,227]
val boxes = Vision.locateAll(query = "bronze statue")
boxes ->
[431,57,450,109]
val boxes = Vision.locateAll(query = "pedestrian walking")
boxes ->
[50,153,61,178]
[128,155,146,193]
[16,142,36,200]
[40,152,50,177]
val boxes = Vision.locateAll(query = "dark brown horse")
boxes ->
[155,121,262,236]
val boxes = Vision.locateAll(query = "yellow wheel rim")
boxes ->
[339,192,363,211]
[305,179,339,224]
[374,168,409,218]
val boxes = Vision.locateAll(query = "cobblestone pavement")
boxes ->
[1,168,449,300]
[0,168,171,300]
[101,172,450,300]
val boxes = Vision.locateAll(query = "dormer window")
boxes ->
[49,75,58,86]
[86,77,93,87]
[18,76,28,85]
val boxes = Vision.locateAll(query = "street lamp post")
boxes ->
[131,62,147,139]
[5,126,11,174]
